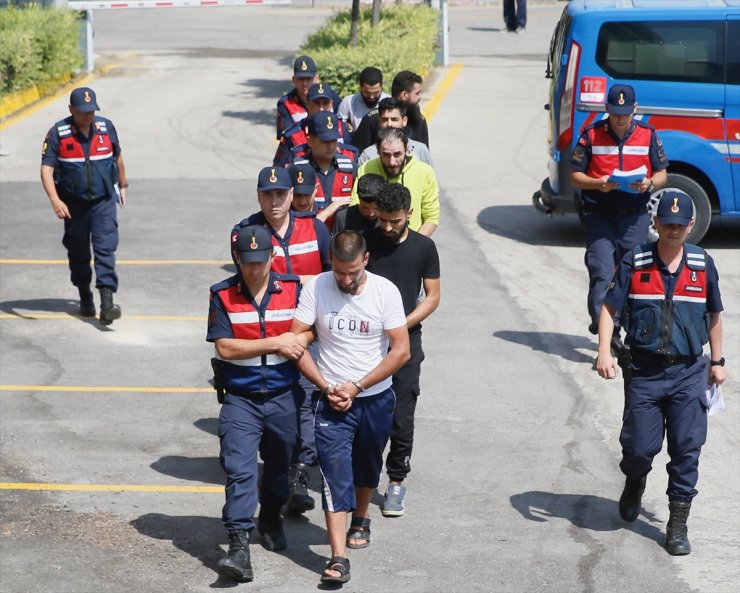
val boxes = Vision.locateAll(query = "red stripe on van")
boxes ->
[646,116,725,141]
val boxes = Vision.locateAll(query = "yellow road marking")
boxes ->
[0,482,222,493]
[0,385,213,393]
[423,63,463,122]
[0,313,206,321]
[0,259,231,265]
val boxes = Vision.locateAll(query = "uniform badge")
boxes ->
[325,116,334,130]
[269,168,277,183]
[231,231,238,243]
[84,91,92,104]
[691,271,697,282]
[300,60,308,72]
[618,92,625,106]
[273,280,282,292]
[342,175,348,184]
[318,83,324,94]
[297,171,304,184]
[671,197,680,213]
[42,141,47,155]
[250,236,258,250]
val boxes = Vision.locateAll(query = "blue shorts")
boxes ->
[315,387,395,512]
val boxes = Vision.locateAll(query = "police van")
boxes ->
[532,0,740,243]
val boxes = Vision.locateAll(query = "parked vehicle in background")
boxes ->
[532,0,740,243]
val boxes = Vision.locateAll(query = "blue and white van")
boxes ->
[532,0,740,243]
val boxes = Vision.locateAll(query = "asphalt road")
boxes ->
[0,3,738,593]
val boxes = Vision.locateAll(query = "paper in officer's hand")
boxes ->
[703,354,727,416]
[608,165,648,193]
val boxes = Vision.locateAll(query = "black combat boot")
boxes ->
[619,475,646,522]
[285,462,315,516]
[665,500,692,556]
[258,504,287,551]
[99,288,121,325]
[218,529,253,582]
[78,286,95,317]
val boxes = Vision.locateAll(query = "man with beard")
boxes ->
[352,127,439,236]
[358,98,433,166]
[290,230,410,585]
[337,66,390,131]
[351,70,429,152]
[365,183,440,518]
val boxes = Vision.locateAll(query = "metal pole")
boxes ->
[433,0,448,66]
[79,9,94,73]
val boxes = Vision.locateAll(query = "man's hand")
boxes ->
[597,175,620,193]
[596,351,619,380]
[629,176,653,193]
[326,382,355,412]
[273,333,305,360]
[51,197,71,219]
[119,187,128,207]
[709,365,727,387]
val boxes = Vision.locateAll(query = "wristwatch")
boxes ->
[647,180,655,193]
[710,357,725,367]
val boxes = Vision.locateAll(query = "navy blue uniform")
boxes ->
[42,116,122,291]
[605,243,723,501]
[207,272,302,531]
[571,120,668,333]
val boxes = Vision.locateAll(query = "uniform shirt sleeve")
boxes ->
[106,119,122,157]
[41,125,61,167]
[649,129,669,172]
[382,280,409,330]
[313,219,333,271]
[294,275,318,326]
[570,130,592,173]
[704,254,723,313]
[206,291,235,342]
[421,166,441,226]
[603,251,633,315]
[276,98,289,140]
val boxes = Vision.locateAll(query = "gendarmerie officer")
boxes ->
[571,84,668,341]
[40,87,128,325]
[596,192,727,556]
[208,224,306,582]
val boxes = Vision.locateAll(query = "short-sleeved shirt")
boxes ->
[337,91,391,131]
[604,245,723,316]
[332,205,379,236]
[365,228,440,332]
[293,270,406,396]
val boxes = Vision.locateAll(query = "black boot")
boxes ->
[665,500,692,556]
[78,286,95,317]
[258,505,287,552]
[218,529,253,582]
[619,475,646,522]
[99,288,121,325]
[285,462,315,516]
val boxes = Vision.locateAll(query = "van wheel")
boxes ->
[645,173,712,244]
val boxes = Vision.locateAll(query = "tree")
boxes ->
[350,0,360,46]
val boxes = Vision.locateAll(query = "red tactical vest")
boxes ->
[270,215,323,276]
[586,122,654,179]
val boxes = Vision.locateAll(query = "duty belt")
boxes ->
[582,203,647,218]
[630,352,696,367]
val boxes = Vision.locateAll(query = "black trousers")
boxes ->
[385,329,425,482]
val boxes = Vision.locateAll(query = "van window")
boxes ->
[727,21,740,85]
[596,21,724,84]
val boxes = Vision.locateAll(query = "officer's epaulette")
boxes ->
[292,157,309,166]
[632,243,655,270]
[274,273,300,284]
[684,243,706,270]
[336,155,355,170]
[293,210,317,219]
[209,275,239,294]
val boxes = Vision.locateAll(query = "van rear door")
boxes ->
[726,16,740,211]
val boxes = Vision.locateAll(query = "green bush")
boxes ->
[300,5,439,98]
[0,6,81,96]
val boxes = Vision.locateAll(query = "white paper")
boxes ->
[608,165,648,193]
[703,354,727,416]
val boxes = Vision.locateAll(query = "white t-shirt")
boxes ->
[337,92,391,131]
[294,270,407,396]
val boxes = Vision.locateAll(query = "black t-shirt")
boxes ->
[333,205,379,236]
[351,109,430,153]
[365,228,440,327]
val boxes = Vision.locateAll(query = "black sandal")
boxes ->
[320,555,350,584]
[346,516,371,549]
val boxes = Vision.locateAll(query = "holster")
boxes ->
[210,357,226,404]
[616,345,632,381]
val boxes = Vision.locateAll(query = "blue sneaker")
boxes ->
[382,483,406,517]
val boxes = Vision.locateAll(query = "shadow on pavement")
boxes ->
[241,77,291,100]
[131,512,329,587]
[477,205,584,246]
[494,330,595,364]
[222,108,274,127]
[194,417,219,437]
[510,491,665,547]
[151,456,225,485]
[0,297,112,329]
